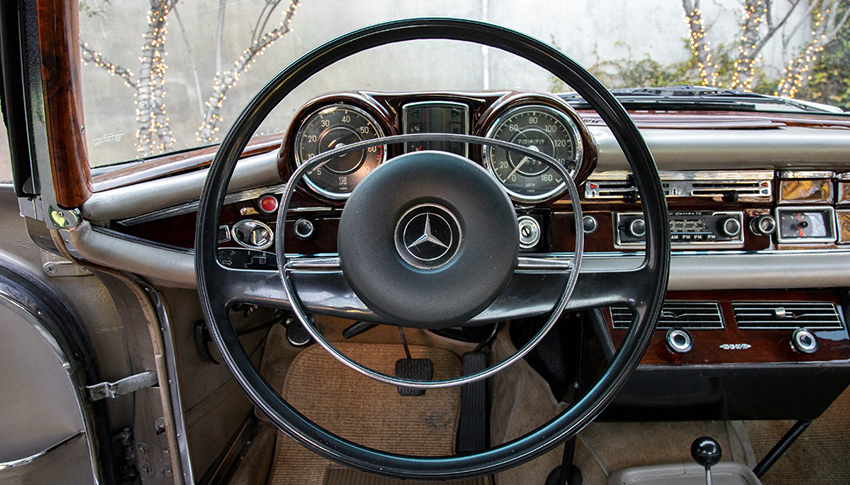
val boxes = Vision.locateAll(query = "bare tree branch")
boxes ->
[80,42,140,90]
[776,0,849,98]
[173,5,205,117]
[196,0,300,144]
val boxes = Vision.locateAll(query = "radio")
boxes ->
[615,211,745,249]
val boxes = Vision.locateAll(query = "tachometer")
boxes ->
[294,104,386,199]
[483,105,583,202]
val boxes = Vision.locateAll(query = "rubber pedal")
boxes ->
[394,358,433,397]
[457,352,487,453]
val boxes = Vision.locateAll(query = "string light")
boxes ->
[196,0,301,144]
[776,8,830,98]
[730,0,768,91]
[683,7,718,86]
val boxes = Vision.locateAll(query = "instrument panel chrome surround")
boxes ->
[401,100,471,157]
[293,103,388,201]
[483,103,584,203]
[775,206,838,244]
[614,211,746,250]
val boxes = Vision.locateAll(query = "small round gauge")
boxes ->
[484,104,583,202]
[294,104,386,199]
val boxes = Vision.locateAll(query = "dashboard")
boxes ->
[85,91,850,415]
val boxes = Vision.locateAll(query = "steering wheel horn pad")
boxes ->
[338,151,519,328]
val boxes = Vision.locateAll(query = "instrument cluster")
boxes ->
[278,91,596,205]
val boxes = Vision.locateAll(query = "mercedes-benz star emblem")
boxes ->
[395,204,462,269]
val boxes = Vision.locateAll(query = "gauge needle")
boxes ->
[504,146,540,179]
[798,213,805,237]
[505,157,530,180]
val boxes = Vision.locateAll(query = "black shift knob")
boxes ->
[691,436,722,468]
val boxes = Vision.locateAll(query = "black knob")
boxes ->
[721,217,741,237]
[628,217,646,238]
[691,436,722,469]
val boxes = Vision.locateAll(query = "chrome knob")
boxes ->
[666,328,693,354]
[720,217,741,237]
[750,215,777,235]
[628,217,646,238]
[791,328,818,354]
[294,218,315,240]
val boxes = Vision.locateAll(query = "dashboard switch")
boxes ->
[232,220,274,250]
[750,215,777,235]
[791,328,818,354]
[582,215,598,234]
[666,328,693,354]
[257,194,279,214]
[294,218,315,240]
[628,217,646,238]
[517,215,541,249]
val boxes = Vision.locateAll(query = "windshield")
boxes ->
[78,0,850,167]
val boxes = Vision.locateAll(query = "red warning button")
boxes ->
[258,194,278,214]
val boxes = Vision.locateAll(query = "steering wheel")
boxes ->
[196,18,669,480]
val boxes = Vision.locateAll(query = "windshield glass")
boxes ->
[79,0,850,167]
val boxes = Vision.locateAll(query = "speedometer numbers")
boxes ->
[484,105,583,203]
[294,104,386,199]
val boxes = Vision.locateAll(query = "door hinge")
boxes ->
[86,371,158,402]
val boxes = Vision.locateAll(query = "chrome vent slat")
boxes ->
[611,301,724,330]
[733,302,843,330]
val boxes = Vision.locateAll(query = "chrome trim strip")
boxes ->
[82,151,283,223]
[779,170,835,179]
[0,432,84,470]
[131,277,195,485]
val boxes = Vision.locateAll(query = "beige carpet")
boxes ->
[269,343,462,485]
[745,386,850,484]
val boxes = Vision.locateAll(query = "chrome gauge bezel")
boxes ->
[775,206,837,244]
[293,103,388,200]
[483,104,584,203]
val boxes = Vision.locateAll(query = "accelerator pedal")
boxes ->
[457,352,488,453]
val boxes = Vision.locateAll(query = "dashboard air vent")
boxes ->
[611,301,724,330]
[732,302,844,330]
[586,170,772,201]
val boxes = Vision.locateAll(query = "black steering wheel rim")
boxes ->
[196,18,669,479]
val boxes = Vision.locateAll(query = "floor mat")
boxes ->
[322,467,487,485]
[744,385,850,484]
[269,343,462,485]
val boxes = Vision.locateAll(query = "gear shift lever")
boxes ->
[691,436,722,485]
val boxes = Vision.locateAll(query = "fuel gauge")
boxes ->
[776,207,836,243]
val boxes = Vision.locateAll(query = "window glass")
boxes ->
[78,0,850,167]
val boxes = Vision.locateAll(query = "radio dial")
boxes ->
[720,217,742,237]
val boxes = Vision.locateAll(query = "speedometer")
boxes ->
[483,105,583,203]
[294,104,386,199]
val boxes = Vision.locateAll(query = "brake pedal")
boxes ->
[394,358,433,397]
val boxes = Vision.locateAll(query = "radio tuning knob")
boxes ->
[720,217,742,237]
